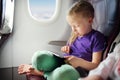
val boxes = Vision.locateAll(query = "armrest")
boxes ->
[48,40,67,46]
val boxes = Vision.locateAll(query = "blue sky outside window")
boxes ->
[29,0,56,20]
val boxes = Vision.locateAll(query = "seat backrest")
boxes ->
[87,0,120,59]
[89,0,118,36]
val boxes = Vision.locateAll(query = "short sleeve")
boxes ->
[92,32,106,52]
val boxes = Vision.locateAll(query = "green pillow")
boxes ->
[32,50,60,72]
[51,64,80,80]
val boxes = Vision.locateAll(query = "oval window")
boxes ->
[29,0,56,21]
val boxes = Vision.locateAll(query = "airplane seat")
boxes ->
[88,0,120,60]
[26,0,120,80]
[0,0,11,48]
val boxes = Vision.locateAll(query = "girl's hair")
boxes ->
[68,0,94,45]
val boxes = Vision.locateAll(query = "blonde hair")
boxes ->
[68,0,94,45]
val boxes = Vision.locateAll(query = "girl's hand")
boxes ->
[61,46,70,53]
[64,56,80,68]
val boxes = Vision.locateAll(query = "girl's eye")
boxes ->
[77,25,80,27]
[72,25,79,28]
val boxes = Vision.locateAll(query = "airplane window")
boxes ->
[29,0,56,20]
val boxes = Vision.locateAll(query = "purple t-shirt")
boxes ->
[64,29,106,62]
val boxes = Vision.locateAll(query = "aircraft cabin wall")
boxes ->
[0,0,73,68]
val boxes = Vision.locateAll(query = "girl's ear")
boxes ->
[88,17,93,24]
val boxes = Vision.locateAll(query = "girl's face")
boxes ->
[67,15,93,36]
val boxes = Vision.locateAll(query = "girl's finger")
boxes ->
[67,46,70,53]
[64,56,70,59]
[61,46,66,52]
[29,67,34,70]
[65,46,69,53]
[68,56,73,61]
[64,56,73,61]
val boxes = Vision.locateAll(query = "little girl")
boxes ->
[18,1,106,80]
